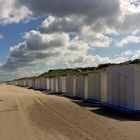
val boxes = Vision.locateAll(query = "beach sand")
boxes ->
[0,84,139,140]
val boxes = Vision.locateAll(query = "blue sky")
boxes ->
[0,0,140,81]
[0,17,45,63]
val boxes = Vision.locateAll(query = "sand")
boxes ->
[0,84,140,140]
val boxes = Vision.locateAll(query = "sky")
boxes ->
[0,0,140,81]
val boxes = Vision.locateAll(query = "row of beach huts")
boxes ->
[8,64,140,112]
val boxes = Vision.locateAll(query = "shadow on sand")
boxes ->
[26,88,140,121]
[71,100,140,121]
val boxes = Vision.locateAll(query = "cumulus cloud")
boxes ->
[1,20,112,74]
[116,35,140,47]
[0,0,32,24]
[39,16,81,34]
[66,55,112,68]
[0,0,140,35]
[80,29,112,48]
[25,0,140,35]
[113,0,140,33]
[113,49,140,64]
[39,16,113,48]
[1,0,140,81]
[1,28,88,71]
[19,0,119,22]
[24,30,69,50]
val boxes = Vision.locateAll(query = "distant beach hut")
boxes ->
[76,76,87,99]
[86,70,107,103]
[65,76,76,97]
[58,76,66,93]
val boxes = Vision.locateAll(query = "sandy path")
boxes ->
[0,84,140,140]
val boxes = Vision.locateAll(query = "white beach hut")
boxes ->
[36,78,42,89]
[100,70,108,103]
[43,78,48,90]
[86,70,107,103]
[76,76,87,99]
[32,79,38,89]
[46,78,51,91]
[58,77,66,93]
[50,78,58,92]
[87,72,100,101]
[107,64,140,111]
[65,76,76,97]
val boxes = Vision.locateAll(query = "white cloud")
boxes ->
[131,50,140,59]
[113,49,140,64]
[121,50,134,56]
[24,30,69,50]
[39,16,81,34]
[116,35,140,47]
[0,0,32,24]
[91,33,112,48]
[2,0,140,81]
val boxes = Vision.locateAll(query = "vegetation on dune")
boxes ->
[13,59,140,81]
[40,67,96,77]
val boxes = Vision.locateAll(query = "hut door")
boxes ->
[119,74,127,107]
[111,73,119,105]
[88,75,96,100]
[95,74,100,101]
[70,77,73,96]
[76,77,84,99]
[76,78,80,98]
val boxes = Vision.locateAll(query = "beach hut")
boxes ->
[86,70,107,102]
[38,78,43,90]
[50,78,58,93]
[23,80,26,87]
[32,79,37,89]
[65,76,76,97]
[37,78,46,90]
[100,70,108,103]
[33,78,38,89]
[55,78,59,92]
[26,79,32,88]
[50,78,53,92]
[76,76,87,99]
[58,77,66,93]
[46,78,51,91]
[41,78,46,90]
[24,80,28,87]
[43,78,48,90]
[107,64,140,111]
[86,72,101,101]
[34,79,39,89]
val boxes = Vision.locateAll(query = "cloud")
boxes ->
[24,30,69,50]
[113,49,140,63]
[39,16,113,48]
[0,0,32,24]
[112,0,140,33]
[1,19,112,75]
[1,0,140,81]
[1,0,140,36]
[19,0,119,22]
[116,35,140,47]
[0,0,120,27]
[80,30,112,48]
[1,28,88,71]
[39,16,81,34]
[66,55,112,68]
